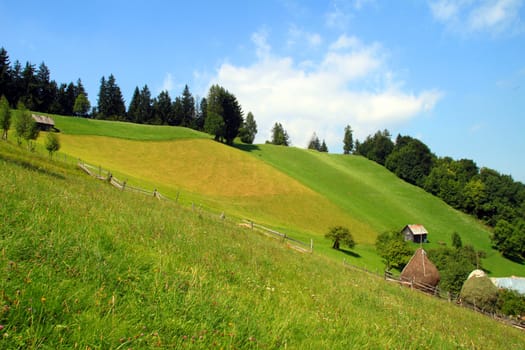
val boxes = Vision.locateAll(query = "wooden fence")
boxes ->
[241,219,313,253]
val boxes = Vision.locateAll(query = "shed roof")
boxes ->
[403,224,428,235]
[32,114,55,126]
[490,277,525,295]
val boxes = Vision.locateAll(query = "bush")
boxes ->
[497,289,525,317]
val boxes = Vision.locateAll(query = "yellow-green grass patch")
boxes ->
[59,135,376,243]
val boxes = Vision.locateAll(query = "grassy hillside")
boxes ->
[1,140,524,348]
[35,115,525,276]
[239,144,523,276]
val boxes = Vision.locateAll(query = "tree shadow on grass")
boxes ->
[233,143,261,153]
[338,248,361,258]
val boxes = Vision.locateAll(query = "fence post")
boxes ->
[310,239,313,253]
[122,181,126,191]
[176,191,179,203]
[250,221,254,230]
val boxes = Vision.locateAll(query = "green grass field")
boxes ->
[1,140,524,348]
[42,115,525,276]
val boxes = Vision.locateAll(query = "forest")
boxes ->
[353,130,525,262]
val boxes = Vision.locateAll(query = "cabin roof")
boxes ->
[403,224,428,235]
[32,114,55,126]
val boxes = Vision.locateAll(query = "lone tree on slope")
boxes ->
[325,226,355,250]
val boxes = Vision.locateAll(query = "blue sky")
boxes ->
[1,0,524,182]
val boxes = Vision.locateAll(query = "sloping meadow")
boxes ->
[1,141,524,348]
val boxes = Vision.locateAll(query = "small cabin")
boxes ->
[402,224,428,243]
[32,114,55,131]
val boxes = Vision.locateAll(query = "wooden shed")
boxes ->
[32,114,56,131]
[402,224,428,243]
[400,248,440,294]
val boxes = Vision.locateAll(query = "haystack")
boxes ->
[400,248,440,293]
[460,271,498,312]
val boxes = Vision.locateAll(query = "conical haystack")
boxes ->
[400,248,440,293]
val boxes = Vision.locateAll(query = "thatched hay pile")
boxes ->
[400,248,440,293]
[460,270,498,312]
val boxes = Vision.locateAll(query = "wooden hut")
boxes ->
[400,248,440,294]
[32,114,55,131]
[402,224,428,243]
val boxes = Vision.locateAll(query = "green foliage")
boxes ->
[375,231,413,270]
[428,245,482,295]
[325,226,355,250]
[152,90,173,125]
[355,129,393,165]
[73,92,91,117]
[14,103,39,148]
[307,132,321,150]
[319,139,328,153]
[204,111,225,141]
[180,84,195,128]
[497,289,525,317]
[343,124,353,154]
[270,122,290,146]
[492,219,525,261]
[460,275,499,313]
[452,231,462,249]
[205,84,243,145]
[385,135,434,187]
[97,74,126,120]
[44,132,60,158]
[0,95,11,139]
[239,111,257,144]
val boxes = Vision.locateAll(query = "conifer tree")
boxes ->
[270,122,290,146]
[152,90,173,125]
[181,85,195,127]
[308,132,321,150]
[343,124,354,154]
[239,111,257,144]
[320,139,328,152]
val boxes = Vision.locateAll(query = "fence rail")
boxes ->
[241,219,313,253]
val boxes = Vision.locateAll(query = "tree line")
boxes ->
[0,47,258,146]
[351,128,525,261]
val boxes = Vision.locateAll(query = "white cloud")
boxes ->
[209,33,442,151]
[468,0,522,32]
[287,25,323,49]
[325,0,375,29]
[429,0,524,35]
[159,72,174,94]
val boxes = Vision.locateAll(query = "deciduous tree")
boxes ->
[0,95,11,140]
[45,132,60,158]
[325,226,355,250]
[73,93,91,117]
[375,231,413,270]
[15,102,39,149]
